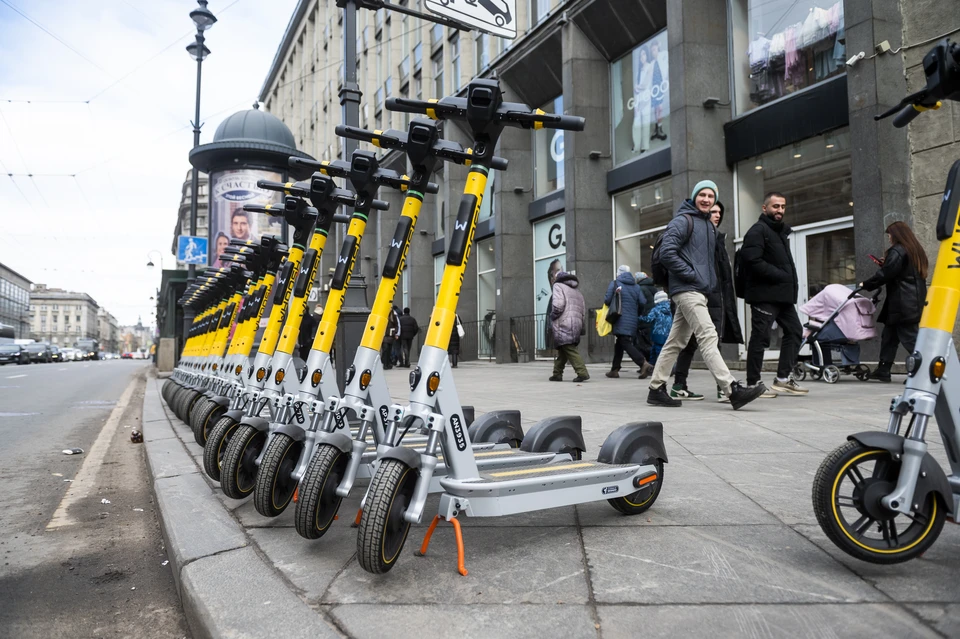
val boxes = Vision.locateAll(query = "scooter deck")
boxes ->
[439,459,641,498]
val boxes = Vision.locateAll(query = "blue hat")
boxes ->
[691,180,718,201]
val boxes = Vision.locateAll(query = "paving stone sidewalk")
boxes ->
[145,362,960,639]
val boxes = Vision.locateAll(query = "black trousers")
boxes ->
[400,338,413,367]
[381,339,394,369]
[878,322,919,367]
[747,302,803,385]
[674,335,698,388]
[611,334,646,371]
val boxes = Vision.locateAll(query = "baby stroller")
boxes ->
[792,284,879,384]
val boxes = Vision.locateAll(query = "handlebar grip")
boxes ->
[548,114,587,131]
[332,213,352,224]
[893,105,922,128]
[490,156,509,171]
[289,157,322,171]
[384,97,432,115]
[242,204,282,215]
[336,124,402,149]
[370,199,390,211]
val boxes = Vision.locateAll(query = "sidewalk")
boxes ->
[144,362,958,639]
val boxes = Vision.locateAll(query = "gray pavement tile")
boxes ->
[234,500,296,528]
[671,425,820,456]
[597,603,940,639]
[142,391,169,424]
[144,418,178,442]
[329,604,597,639]
[792,524,960,603]
[696,453,825,525]
[180,546,341,639]
[249,526,357,603]
[145,436,199,479]
[323,526,590,605]
[154,473,248,577]
[582,525,886,605]
[907,604,960,636]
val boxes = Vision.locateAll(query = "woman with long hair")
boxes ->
[860,221,929,382]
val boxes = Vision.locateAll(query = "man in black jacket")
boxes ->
[741,191,807,395]
[398,307,420,368]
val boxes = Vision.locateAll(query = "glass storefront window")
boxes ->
[534,95,564,197]
[434,253,444,302]
[735,128,851,233]
[476,238,496,358]
[477,174,495,221]
[732,0,845,113]
[612,177,673,277]
[532,213,566,318]
[611,30,670,165]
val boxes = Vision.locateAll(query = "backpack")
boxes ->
[650,214,694,288]
[733,248,746,299]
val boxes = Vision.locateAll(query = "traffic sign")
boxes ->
[177,235,209,265]
[424,0,517,39]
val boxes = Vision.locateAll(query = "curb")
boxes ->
[142,373,342,639]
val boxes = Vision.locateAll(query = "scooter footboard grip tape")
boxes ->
[446,194,478,267]
[331,235,359,291]
[293,249,318,298]
[383,216,413,280]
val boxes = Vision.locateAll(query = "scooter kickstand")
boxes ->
[352,507,363,528]
[415,515,468,576]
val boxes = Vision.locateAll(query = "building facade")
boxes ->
[259,0,960,364]
[171,169,210,270]
[0,262,31,339]
[98,308,121,354]
[29,285,100,347]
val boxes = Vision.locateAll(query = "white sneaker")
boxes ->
[772,378,809,395]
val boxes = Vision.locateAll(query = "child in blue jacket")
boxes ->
[640,291,673,365]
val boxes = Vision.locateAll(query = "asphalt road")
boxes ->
[0,360,190,638]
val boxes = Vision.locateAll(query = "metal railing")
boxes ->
[509,314,554,361]
[412,319,495,363]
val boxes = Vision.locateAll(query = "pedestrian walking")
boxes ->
[548,270,590,383]
[604,265,653,379]
[741,191,806,396]
[382,305,400,370]
[640,290,672,365]
[671,202,744,402]
[398,307,419,368]
[646,181,763,410]
[860,221,929,382]
[634,271,657,360]
[448,314,463,368]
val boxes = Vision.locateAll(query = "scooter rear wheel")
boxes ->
[203,414,238,481]
[192,400,225,447]
[220,424,266,499]
[357,459,417,574]
[295,444,349,539]
[608,460,664,515]
[189,397,211,435]
[812,441,945,564]
[253,434,304,517]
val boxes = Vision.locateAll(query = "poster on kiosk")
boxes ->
[208,169,285,269]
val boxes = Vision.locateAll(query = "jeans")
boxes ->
[746,302,802,385]
[553,343,589,378]
[878,322,919,367]
[611,335,646,371]
[400,338,414,367]
[650,292,736,392]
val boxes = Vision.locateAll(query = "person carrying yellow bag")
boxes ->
[596,305,613,337]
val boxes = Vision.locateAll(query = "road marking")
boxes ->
[0,412,39,417]
[46,375,138,531]
[58,367,67,371]
[6,374,26,379]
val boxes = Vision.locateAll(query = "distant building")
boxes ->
[171,169,209,270]
[0,262,31,339]
[120,317,153,354]
[29,284,99,347]
[97,307,120,354]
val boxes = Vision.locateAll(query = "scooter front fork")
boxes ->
[881,391,935,515]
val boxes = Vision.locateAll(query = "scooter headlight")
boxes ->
[906,352,921,377]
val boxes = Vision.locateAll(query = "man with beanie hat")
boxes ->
[647,182,764,410]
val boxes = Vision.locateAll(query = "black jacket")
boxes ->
[710,233,743,344]
[399,314,419,340]
[862,244,926,325]
[636,276,657,316]
[741,214,799,305]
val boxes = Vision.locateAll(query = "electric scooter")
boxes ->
[356,79,668,576]
[813,38,960,563]
[217,162,388,500]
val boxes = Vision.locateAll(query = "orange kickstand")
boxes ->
[352,507,363,527]
[415,514,468,576]
[292,485,299,503]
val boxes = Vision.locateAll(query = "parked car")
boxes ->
[121,352,133,359]
[24,342,53,363]
[50,345,63,362]
[61,347,79,362]
[0,344,30,365]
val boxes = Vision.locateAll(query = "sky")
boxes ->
[0,0,299,328]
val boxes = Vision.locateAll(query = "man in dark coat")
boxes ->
[381,305,400,370]
[398,307,419,368]
[672,202,743,401]
[741,191,806,396]
[604,265,653,379]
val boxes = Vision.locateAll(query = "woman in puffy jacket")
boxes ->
[604,265,653,379]
[860,221,928,382]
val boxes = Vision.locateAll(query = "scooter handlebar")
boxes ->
[336,124,403,149]
[892,104,924,128]
[242,203,284,216]
[385,97,585,132]
[257,179,310,197]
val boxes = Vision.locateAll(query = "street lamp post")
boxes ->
[185,0,216,283]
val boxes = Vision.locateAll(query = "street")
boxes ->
[0,360,189,638]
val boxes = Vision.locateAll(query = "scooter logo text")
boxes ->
[449,413,467,451]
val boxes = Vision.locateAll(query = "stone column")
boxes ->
[561,21,613,363]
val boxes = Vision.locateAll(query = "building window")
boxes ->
[432,50,444,98]
[731,0,845,114]
[531,0,550,25]
[476,237,496,358]
[431,23,443,50]
[450,34,461,92]
[611,30,669,166]
[413,43,423,73]
[477,174,495,222]
[475,33,489,74]
[533,214,565,352]
[434,253,444,302]
[534,95,564,196]
[612,177,673,278]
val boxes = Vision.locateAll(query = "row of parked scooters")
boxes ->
[160,79,667,575]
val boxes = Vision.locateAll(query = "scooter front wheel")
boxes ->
[357,459,417,574]
[295,444,349,539]
[203,414,238,481]
[220,424,266,500]
[608,460,664,515]
[812,441,945,564]
[193,400,225,446]
[253,433,304,517]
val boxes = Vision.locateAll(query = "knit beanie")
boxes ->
[654,291,668,304]
[691,180,718,201]
[617,265,630,275]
